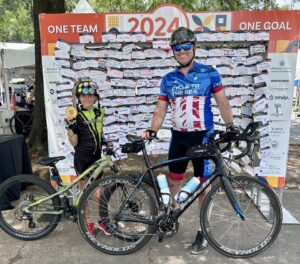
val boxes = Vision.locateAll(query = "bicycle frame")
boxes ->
[117,144,245,225]
[23,155,114,215]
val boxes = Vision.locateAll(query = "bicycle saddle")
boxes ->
[126,134,143,143]
[39,156,66,166]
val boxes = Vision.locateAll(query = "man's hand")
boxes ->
[141,129,157,139]
[226,123,239,137]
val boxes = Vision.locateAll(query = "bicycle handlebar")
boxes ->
[122,122,262,159]
[212,121,262,159]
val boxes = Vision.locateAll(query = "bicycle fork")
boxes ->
[221,176,245,220]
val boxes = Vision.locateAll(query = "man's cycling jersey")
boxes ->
[159,62,224,132]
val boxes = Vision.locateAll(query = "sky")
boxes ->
[277,0,300,9]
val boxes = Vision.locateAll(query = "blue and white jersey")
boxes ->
[159,62,224,132]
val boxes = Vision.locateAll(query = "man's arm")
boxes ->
[149,100,168,131]
[142,100,168,138]
[213,89,233,126]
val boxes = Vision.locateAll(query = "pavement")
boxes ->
[0,116,300,264]
[0,189,299,264]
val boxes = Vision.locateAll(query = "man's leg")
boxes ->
[190,155,212,254]
[168,172,185,207]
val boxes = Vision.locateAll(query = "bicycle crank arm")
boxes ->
[116,212,155,226]
[221,176,245,220]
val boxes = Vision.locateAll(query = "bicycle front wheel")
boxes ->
[0,175,62,240]
[201,176,282,258]
[78,175,158,255]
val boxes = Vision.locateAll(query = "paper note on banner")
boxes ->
[56,39,71,52]
[131,32,147,42]
[102,33,117,43]
[153,39,170,49]
[55,49,70,59]
[252,96,268,112]
[117,33,132,42]
[79,33,94,44]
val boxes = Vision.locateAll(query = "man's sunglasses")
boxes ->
[173,43,193,52]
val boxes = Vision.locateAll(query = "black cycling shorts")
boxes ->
[168,130,212,180]
[74,149,101,175]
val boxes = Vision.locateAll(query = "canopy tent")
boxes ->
[0,42,35,109]
[0,42,34,69]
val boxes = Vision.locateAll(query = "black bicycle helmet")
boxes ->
[74,78,99,98]
[170,27,196,46]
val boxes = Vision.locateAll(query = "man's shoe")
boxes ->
[191,231,208,255]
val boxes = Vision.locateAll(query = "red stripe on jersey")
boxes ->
[212,85,224,93]
[158,95,168,101]
[192,97,200,118]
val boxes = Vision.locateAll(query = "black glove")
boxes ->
[65,118,77,132]
[226,123,239,137]
[145,129,157,138]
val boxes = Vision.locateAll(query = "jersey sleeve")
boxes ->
[210,69,224,94]
[158,77,169,101]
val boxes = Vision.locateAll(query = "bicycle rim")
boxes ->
[201,176,282,258]
[0,175,61,240]
[78,176,158,255]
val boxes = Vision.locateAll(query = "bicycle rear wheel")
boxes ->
[0,175,62,240]
[201,176,282,258]
[78,175,158,255]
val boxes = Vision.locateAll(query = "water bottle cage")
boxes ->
[160,192,172,204]
[177,190,191,203]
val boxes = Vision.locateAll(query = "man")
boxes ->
[142,27,234,254]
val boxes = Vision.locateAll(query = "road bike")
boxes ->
[76,122,282,258]
[0,147,119,240]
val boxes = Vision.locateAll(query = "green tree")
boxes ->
[0,0,33,42]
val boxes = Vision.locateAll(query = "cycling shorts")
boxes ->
[74,149,101,175]
[168,129,212,181]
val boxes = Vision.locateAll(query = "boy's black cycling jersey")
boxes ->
[73,107,104,155]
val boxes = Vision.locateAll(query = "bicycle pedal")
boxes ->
[158,235,164,243]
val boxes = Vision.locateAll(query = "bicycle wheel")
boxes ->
[0,175,62,240]
[9,111,33,137]
[78,175,158,255]
[98,174,155,242]
[201,176,282,258]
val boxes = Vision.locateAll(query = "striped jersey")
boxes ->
[159,62,224,132]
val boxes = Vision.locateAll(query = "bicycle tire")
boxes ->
[78,175,158,255]
[9,115,16,135]
[201,176,282,258]
[0,174,62,240]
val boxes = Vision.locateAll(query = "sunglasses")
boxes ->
[173,43,193,52]
[80,87,96,95]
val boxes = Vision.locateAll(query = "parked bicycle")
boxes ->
[9,108,33,137]
[77,122,282,258]
[0,146,119,240]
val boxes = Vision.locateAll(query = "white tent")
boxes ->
[0,42,34,69]
[0,42,35,110]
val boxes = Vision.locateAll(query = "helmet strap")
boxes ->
[173,48,195,69]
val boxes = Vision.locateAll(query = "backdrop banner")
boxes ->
[39,4,300,187]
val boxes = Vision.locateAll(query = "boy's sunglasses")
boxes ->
[81,87,96,95]
[173,43,193,52]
